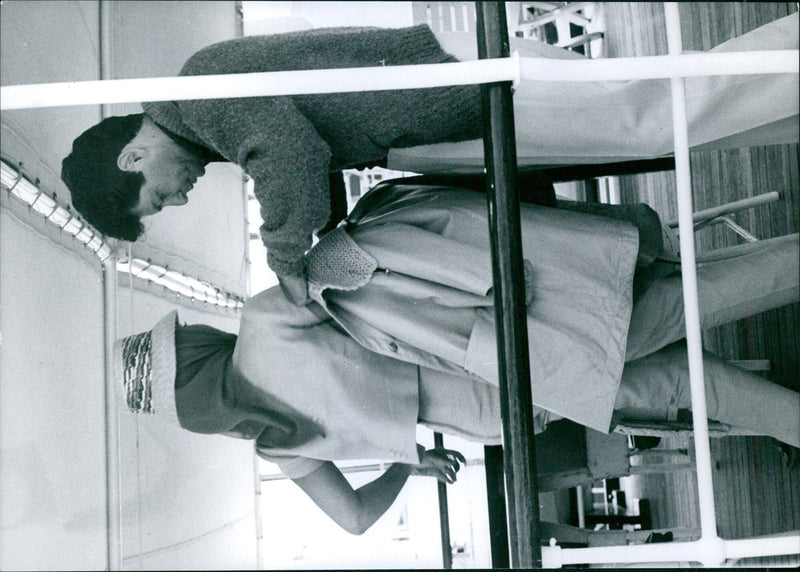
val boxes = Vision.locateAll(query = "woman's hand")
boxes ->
[279,272,311,306]
[411,448,466,484]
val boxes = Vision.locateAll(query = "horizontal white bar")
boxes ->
[2,49,797,111]
[0,57,519,110]
[543,534,800,568]
[724,534,800,560]
[521,49,798,81]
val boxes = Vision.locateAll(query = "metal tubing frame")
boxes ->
[476,2,542,568]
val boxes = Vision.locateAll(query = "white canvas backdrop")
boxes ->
[1,1,258,569]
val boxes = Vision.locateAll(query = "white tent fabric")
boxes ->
[389,14,799,172]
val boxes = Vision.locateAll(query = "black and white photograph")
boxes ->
[0,1,798,569]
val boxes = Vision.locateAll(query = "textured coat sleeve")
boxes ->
[176,95,333,276]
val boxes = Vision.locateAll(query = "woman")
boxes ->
[117,182,799,534]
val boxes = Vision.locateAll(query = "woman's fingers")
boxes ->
[439,466,456,484]
[416,447,466,483]
[442,449,466,465]
[432,454,459,472]
[439,455,462,483]
[432,448,465,465]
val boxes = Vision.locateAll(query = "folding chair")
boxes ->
[511,2,604,57]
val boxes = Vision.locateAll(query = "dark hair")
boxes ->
[61,114,147,241]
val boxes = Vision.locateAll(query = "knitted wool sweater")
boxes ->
[143,25,482,276]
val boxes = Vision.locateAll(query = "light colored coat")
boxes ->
[311,185,639,432]
[235,185,639,478]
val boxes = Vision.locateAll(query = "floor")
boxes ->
[602,2,799,566]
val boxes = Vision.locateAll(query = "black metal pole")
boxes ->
[484,445,510,568]
[475,1,542,568]
[434,432,453,569]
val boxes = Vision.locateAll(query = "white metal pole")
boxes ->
[99,1,122,568]
[723,534,800,560]
[518,50,797,81]
[542,534,800,568]
[663,2,720,556]
[2,50,797,111]
[0,57,519,110]
[253,454,264,570]
[102,256,122,571]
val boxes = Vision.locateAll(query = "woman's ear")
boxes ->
[117,147,146,172]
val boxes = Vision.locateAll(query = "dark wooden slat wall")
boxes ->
[602,3,799,565]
